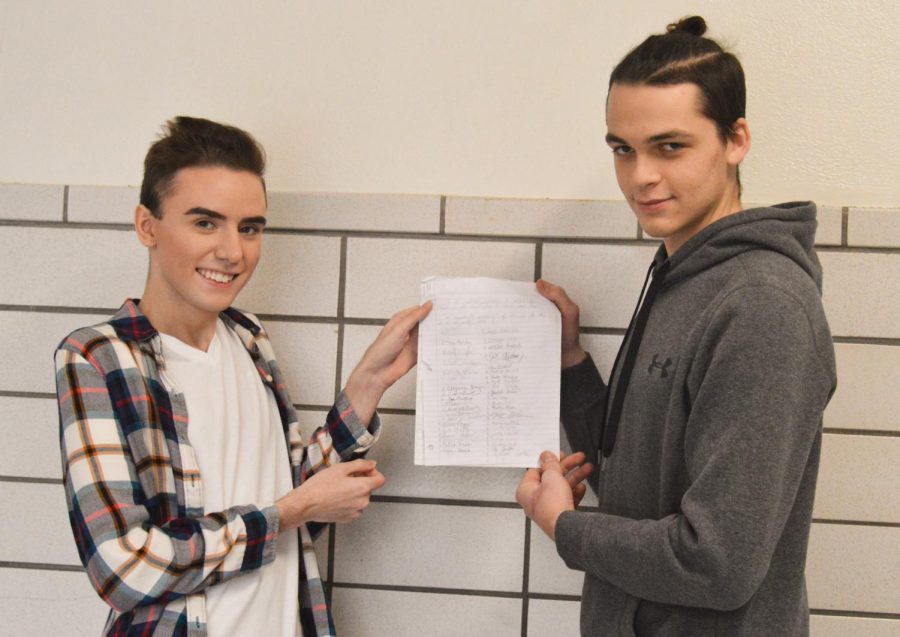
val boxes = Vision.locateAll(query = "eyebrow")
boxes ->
[605,130,693,145]
[186,207,267,226]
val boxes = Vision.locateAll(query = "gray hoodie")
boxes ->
[556,202,837,636]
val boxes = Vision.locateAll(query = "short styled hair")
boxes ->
[609,16,746,143]
[140,116,267,217]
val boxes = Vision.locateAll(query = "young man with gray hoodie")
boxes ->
[517,16,837,636]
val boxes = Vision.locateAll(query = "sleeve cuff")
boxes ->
[240,504,281,571]
[333,389,382,456]
[561,354,605,411]
[555,509,592,571]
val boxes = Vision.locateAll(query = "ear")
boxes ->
[725,117,751,167]
[134,205,158,248]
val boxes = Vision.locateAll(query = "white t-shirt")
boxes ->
[160,319,301,637]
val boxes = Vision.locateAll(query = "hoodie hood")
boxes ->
[656,201,823,291]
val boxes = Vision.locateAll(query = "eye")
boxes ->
[195,218,216,230]
[660,142,684,152]
[611,144,633,156]
[240,224,264,236]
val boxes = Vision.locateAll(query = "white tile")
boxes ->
[334,501,525,592]
[446,196,636,239]
[0,397,61,479]
[0,482,79,565]
[267,192,440,232]
[341,324,417,410]
[295,408,331,440]
[237,234,340,316]
[365,414,524,502]
[0,183,64,221]
[0,568,109,637]
[262,321,339,406]
[542,243,658,329]
[815,206,843,246]
[345,237,536,319]
[819,252,900,339]
[1,311,109,393]
[528,599,582,637]
[848,207,900,248]
[806,523,899,614]
[825,343,900,432]
[332,587,522,637]
[67,185,138,223]
[810,615,900,637]
[815,434,900,523]
[0,227,145,308]
[528,523,585,596]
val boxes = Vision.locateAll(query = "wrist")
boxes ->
[345,369,386,423]
[561,347,588,369]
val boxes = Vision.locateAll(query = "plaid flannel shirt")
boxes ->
[55,299,380,636]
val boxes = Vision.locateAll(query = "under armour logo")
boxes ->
[648,354,673,378]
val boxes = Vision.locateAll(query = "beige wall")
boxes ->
[1,1,898,205]
[0,2,898,636]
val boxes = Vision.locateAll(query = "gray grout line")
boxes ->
[534,241,542,282]
[841,206,849,247]
[812,518,900,528]
[0,216,897,253]
[0,390,55,399]
[326,524,336,604]
[822,428,900,438]
[331,581,523,599]
[0,476,62,484]
[809,609,900,621]
[3,559,899,622]
[439,195,446,234]
[4,304,897,347]
[521,517,531,637]
[62,185,68,223]
[0,561,84,572]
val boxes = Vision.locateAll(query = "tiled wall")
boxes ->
[1,183,897,636]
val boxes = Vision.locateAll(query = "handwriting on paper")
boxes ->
[415,277,560,468]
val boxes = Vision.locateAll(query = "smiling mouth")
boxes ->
[197,268,238,284]
[636,197,672,207]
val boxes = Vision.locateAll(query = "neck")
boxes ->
[139,286,219,351]
[664,189,743,256]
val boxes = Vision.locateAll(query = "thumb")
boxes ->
[539,451,562,475]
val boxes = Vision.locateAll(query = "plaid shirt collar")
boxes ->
[109,298,262,344]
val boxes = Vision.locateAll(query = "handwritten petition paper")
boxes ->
[415,277,560,468]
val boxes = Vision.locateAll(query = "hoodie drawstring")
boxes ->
[602,259,668,458]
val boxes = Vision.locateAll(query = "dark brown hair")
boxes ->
[140,116,266,217]
[609,16,746,143]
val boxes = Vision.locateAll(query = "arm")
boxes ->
[275,302,431,532]
[537,279,607,479]
[554,286,835,610]
[56,348,279,613]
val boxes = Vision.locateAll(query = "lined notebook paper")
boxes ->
[415,276,560,468]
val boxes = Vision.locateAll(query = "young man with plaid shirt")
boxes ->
[55,116,430,636]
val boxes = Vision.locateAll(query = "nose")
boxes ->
[214,227,242,264]
[632,154,661,191]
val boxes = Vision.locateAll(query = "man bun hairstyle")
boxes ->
[140,116,267,218]
[610,15,746,143]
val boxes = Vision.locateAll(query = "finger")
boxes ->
[539,451,563,475]
[573,483,586,507]
[559,451,587,473]
[565,462,594,489]
[536,279,577,313]
[386,301,432,333]
[342,458,377,475]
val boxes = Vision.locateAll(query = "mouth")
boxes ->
[635,197,673,212]
[197,268,238,284]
